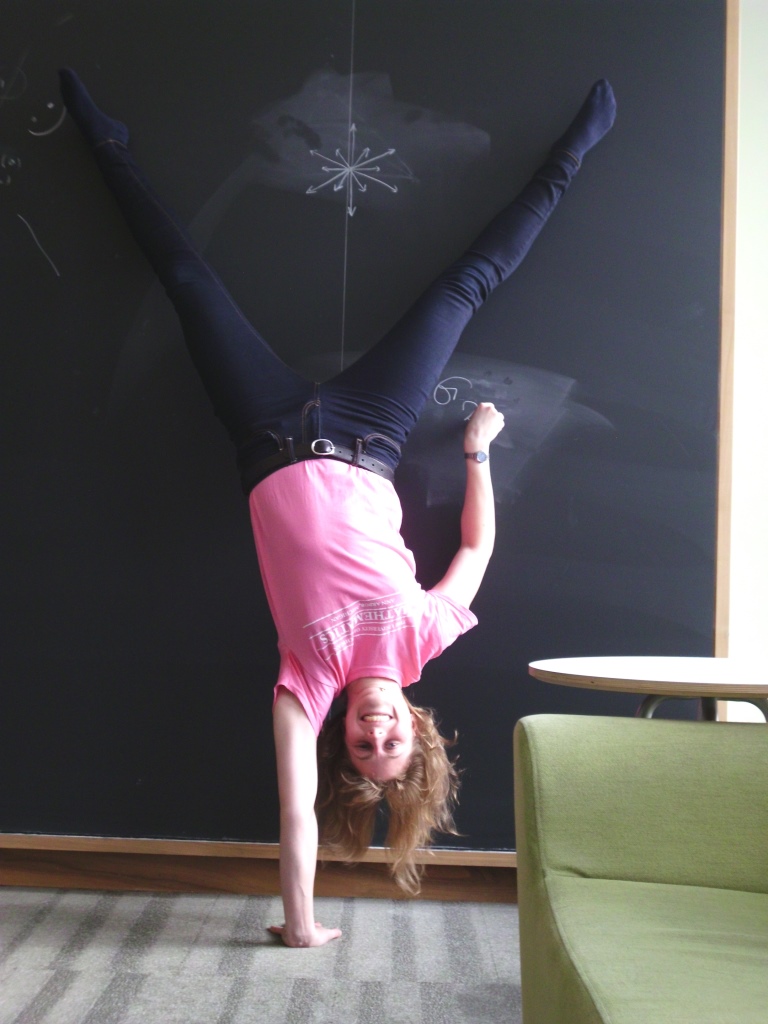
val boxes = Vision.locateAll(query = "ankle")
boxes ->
[551,147,581,169]
[553,79,616,164]
[59,68,130,148]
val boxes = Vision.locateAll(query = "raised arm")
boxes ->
[269,688,342,947]
[432,402,506,609]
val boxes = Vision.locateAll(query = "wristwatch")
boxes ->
[464,451,488,463]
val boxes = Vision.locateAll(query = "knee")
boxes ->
[439,255,503,310]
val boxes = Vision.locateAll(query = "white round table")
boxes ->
[528,656,768,720]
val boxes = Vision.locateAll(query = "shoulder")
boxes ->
[425,588,478,630]
[274,667,338,736]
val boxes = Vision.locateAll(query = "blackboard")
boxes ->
[1,0,725,851]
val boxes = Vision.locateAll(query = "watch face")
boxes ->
[466,451,488,463]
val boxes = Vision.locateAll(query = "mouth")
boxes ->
[361,713,392,723]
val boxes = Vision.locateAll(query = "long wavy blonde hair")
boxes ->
[315,695,460,894]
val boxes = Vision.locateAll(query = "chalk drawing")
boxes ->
[307,122,399,217]
[248,70,482,203]
[433,376,473,406]
[242,2,486,368]
[407,353,613,505]
[0,62,28,105]
[433,377,479,419]
[17,214,61,277]
[1,151,22,184]
[302,2,403,222]
[28,101,66,136]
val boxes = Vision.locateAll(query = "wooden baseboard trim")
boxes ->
[0,850,516,902]
[0,836,516,903]
[0,834,515,867]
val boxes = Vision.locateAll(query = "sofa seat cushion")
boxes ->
[545,875,768,1024]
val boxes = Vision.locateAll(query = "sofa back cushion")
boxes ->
[514,714,768,894]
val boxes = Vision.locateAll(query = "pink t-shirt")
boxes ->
[248,460,477,734]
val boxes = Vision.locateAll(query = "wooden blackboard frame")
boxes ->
[714,0,738,665]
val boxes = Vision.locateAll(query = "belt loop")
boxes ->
[285,437,297,463]
[362,432,402,457]
[245,428,285,453]
[301,385,322,443]
[353,438,363,467]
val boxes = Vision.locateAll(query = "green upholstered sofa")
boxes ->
[513,714,768,1024]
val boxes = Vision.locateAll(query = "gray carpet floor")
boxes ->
[0,889,521,1024]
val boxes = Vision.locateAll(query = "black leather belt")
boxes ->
[249,437,395,489]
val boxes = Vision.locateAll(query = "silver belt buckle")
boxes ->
[311,438,334,455]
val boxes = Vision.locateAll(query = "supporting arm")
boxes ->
[270,689,342,947]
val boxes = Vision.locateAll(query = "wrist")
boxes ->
[464,432,490,451]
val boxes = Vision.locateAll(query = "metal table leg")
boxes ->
[700,696,718,721]
[636,695,668,718]
[636,695,768,721]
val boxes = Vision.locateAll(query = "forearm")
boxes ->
[271,690,341,947]
[460,459,496,556]
[279,810,320,945]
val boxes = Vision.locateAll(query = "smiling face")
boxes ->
[344,678,416,781]
[28,100,67,137]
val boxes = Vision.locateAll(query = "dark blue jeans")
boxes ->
[90,137,581,493]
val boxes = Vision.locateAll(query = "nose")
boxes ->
[366,723,385,737]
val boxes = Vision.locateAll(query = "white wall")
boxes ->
[726,0,768,719]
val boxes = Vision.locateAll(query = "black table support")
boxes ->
[636,695,768,721]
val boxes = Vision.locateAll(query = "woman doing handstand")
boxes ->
[59,69,615,946]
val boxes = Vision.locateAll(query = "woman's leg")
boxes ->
[325,81,616,464]
[59,70,312,472]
